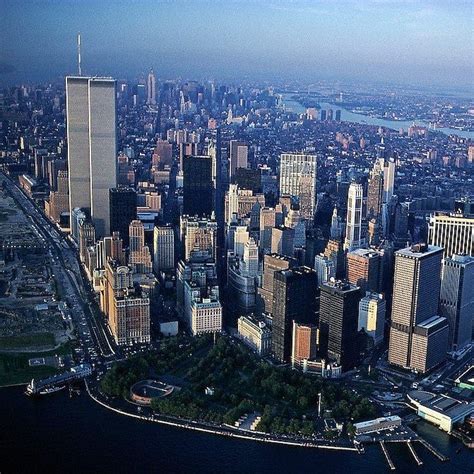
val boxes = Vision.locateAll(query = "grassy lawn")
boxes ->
[0,333,56,351]
[0,342,72,386]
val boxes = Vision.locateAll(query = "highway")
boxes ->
[1,172,118,367]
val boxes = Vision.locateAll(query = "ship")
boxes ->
[39,385,66,395]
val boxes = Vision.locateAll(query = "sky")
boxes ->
[0,0,472,90]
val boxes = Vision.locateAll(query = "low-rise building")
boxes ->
[354,415,402,435]
[407,390,474,433]
[237,314,272,355]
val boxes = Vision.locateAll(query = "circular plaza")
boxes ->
[130,379,174,405]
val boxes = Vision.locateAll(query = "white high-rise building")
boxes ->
[358,293,386,345]
[153,226,175,273]
[381,158,395,203]
[146,69,156,105]
[242,238,259,277]
[344,182,366,251]
[279,153,317,220]
[66,76,117,238]
[439,255,474,351]
[428,212,474,258]
[314,254,335,286]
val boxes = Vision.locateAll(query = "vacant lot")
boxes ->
[0,332,56,351]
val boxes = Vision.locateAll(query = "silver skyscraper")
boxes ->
[66,76,117,238]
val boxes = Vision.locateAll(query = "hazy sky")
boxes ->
[1,0,472,89]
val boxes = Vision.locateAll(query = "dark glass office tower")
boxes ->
[272,266,317,363]
[183,155,213,217]
[319,280,361,371]
[109,187,137,246]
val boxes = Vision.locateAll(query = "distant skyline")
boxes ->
[1,0,473,90]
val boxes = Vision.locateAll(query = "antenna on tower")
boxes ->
[77,32,82,76]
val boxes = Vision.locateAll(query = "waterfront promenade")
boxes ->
[85,380,359,453]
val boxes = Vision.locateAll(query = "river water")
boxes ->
[0,386,471,473]
[282,95,474,140]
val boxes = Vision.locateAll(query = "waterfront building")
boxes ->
[439,254,474,351]
[66,76,117,238]
[407,391,474,434]
[354,416,401,435]
[388,244,448,373]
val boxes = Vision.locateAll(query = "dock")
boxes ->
[407,441,423,466]
[418,439,449,462]
[379,441,396,470]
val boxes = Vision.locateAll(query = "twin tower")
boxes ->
[66,76,117,238]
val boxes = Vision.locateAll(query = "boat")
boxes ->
[39,385,66,395]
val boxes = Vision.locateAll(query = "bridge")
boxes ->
[26,364,92,395]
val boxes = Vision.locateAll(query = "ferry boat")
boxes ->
[39,385,66,395]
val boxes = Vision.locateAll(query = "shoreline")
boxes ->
[85,381,359,453]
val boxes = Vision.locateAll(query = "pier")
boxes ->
[26,364,92,395]
[418,439,449,462]
[407,441,423,466]
[379,441,396,470]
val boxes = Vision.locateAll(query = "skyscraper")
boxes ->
[272,267,317,363]
[388,244,448,373]
[229,140,248,180]
[109,187,136,246]
[279,153,317,220]
[153,226,175,273]
[257,253,295,314]
[346,248,382,293]
[439,255,474,351]
[128,220,152,274]
[319,280,361,371]
[428,212,474,258]
[382,158,395,203]
[367,160,384,220]
[358,292,386,345]
[183,155,213,217]
[102,260,150,345]
[344,182,366,251]
[66,76,117,238]
[180,215,217,262]
[146,69,156,105]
